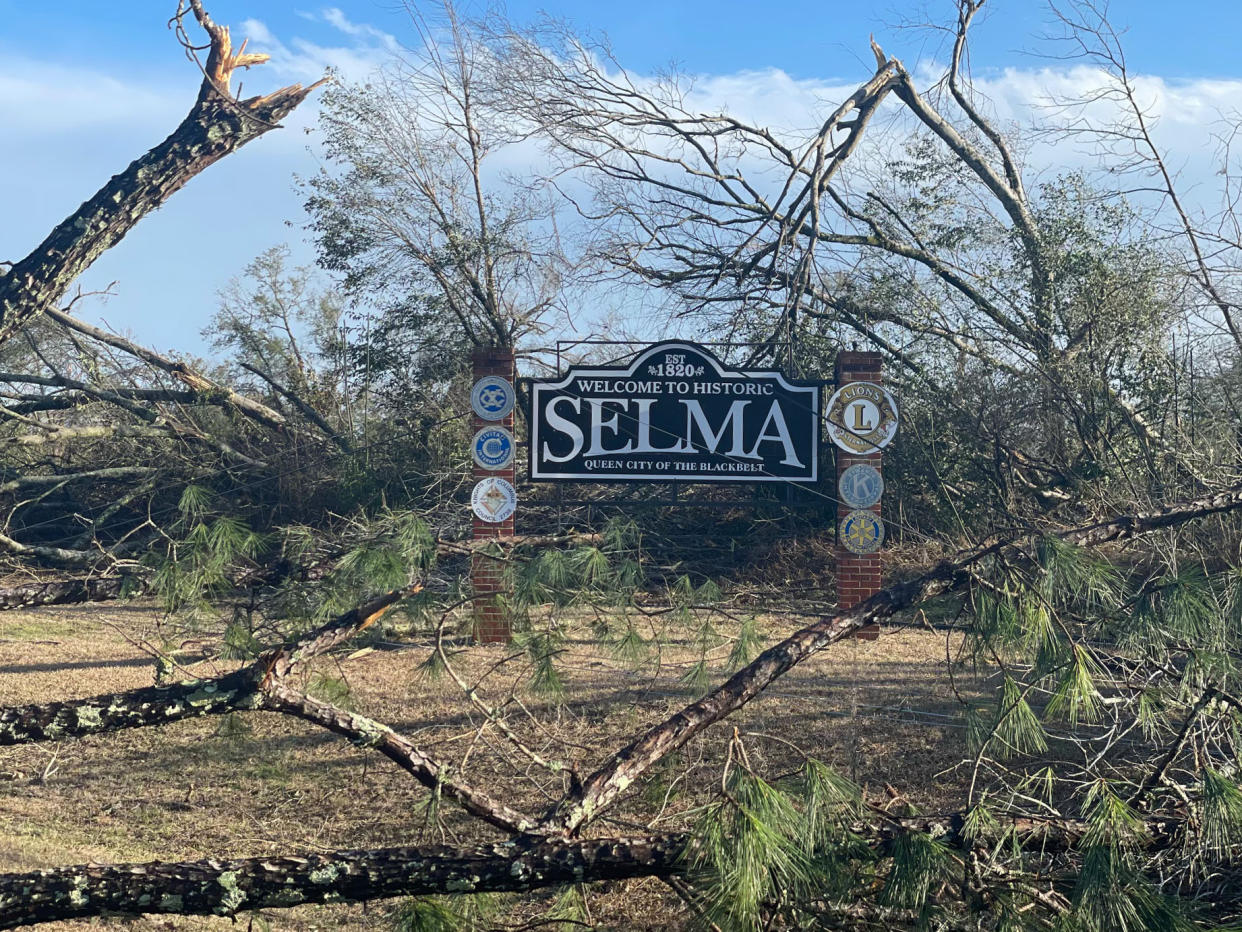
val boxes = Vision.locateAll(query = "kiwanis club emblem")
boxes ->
[838,463,883,508]
[826,381,898,455]
[839,509,884,554]
[472,427,515,470]
[471,376,515,421]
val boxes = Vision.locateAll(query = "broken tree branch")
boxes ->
[0,5,325,344]
[44,307,288,432]
[0,835,683,929]
[542,478,1242,835]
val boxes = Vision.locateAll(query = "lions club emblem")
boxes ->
[826,381,898,454]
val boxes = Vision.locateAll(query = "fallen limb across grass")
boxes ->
[0,837,685,929]
[0,583,536,836]
[0,808,1199,928]
[540,480,1242,834]
[2,481,1241,925]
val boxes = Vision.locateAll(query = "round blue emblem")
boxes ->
[839,509,884,555]
[471,376,514,421]
[839,464,884,508]
[472,426,515,470]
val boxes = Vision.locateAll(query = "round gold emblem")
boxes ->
[839,509,884,555]
[825,381,898,454]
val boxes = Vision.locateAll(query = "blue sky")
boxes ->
[2,1,1240,354]
[5,2,1241,80]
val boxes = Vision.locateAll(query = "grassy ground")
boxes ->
[0,601,983,930]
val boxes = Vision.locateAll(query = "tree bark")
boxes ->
[0,3,324,345]
[0,808,1196,928]
[0,835,685,929]
[0,583,537,834]
[0,575,136,611]
[0,586,414,745]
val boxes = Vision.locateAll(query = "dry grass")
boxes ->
[0,601,986,930]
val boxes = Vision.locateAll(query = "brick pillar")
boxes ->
[834,351,883,640]
[471,346,515,643]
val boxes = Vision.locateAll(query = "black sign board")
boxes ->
[528,342,820,482]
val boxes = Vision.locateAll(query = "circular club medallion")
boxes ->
[839,509,884,555]
[471,477,517,523]
[839,463,884,509]
[471,376,515,421]
[826,381,898,454]
[472,426,515,471]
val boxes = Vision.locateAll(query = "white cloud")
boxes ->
[321,7,400,50]
[4,5,1241,354]
[237,8,397,84]
[241,18,276,46]
[0,58,187,135]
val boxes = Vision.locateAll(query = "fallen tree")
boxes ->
[0,0,343,582]
[3,480,1242,926]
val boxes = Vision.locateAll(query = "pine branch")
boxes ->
[544,478,1242,835]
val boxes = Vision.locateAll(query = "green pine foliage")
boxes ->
[878,829,951,914]
[221,618,264,660]
[691,768,818,931]
[147,485,269,618]
[516,627,566,697]
[1043,646,1104,726]
[306,672,354,710]
[1067,783,1189,932]
[687,761,882,930]
[726,615,764,672]
[392,894,499,932]
[1198,770,1242,856]
[547,885,591,928]
[948,538,1242,929]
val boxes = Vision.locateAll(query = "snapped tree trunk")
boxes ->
[0,1,325,345]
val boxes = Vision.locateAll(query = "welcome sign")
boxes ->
[528,342,820,482]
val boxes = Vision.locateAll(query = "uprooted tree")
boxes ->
[4,0,1242,929]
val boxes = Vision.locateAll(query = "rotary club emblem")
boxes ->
[825,381,898,454]
[839,509,884,554]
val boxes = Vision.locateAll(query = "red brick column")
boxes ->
[471,346,515,643]
[835,351,883,640]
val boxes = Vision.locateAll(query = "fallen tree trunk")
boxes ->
[2,482,1241,923]
[0,587,415,745]
[0,575,137,611]
[0,836,685,929]
[0,583,537,835]
[0,807,1197,928]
